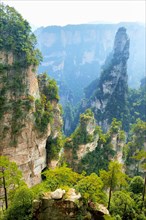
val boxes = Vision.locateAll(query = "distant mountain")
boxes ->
[34,22,145,106]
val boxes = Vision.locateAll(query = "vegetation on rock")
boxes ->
[0,4,42,66]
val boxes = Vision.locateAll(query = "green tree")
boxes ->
[0,156,23,209]
[110,191,135,219]
[0,4,42,66]
[76,173,107,205]
[4,186,33,220]
[100,161,127,210]
[43,166,83,191]
[129,176,144,194]
[124,119,146,175]
[133,150,146,210]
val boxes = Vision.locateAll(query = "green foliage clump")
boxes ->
[100,160,127,210]
[129,176,144,194]
[123,119,146,175]
[46,133,64,161]
[0,156,25,210]
[75,173,107,205]
[108,118,122,134]
[38,73,59,101]
[4,186,33,220]
[70,109,95,146]
[128,84,146,125]
[34,96,53,132]
[110,191,135,219]
[77,119,124,175]
[34,73,61,132]
[0,4,42,66]
[42,166,83,191]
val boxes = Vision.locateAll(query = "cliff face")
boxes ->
[35,23,145,105]
[64,110,99,168]
[86,27,130,130]
[64,110,125,174]
[0,52,62,186]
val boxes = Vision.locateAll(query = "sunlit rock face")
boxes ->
[0,52,62,186]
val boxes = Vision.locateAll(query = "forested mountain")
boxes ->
[35,22,145,105]
[0,4,146,220]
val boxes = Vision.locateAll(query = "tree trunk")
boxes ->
[141,174,146,210]
[2,169,8,209]
[107,187,112,210]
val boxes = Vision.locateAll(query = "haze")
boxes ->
[2,0,146,28]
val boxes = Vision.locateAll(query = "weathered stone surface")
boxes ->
[33,189,110,220]
[86,27,130,130]
[76,135,99,161]
[51,189,66,200]
[98,204,109,215]
[0,52,62,186]
[65,188,81,202]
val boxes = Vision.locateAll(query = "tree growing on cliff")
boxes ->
[0,156,24,209]
[0,4,42,66]
[100,160,127,210]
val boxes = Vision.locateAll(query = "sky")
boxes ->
[2,0,146,28]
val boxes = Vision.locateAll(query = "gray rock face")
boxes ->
[113,27,129,62]
[87,27,130,130]
[35,23,145,106]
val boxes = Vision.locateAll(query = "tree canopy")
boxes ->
[0,4,42,66]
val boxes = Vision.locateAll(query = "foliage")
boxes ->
[129,176,144,194]
[46,133,64,160]
[38,73,59,101]
[34,73,61,132]
[68,109,95,147]
[124,119,146,175]
[63,102,75,136]
[78,132,115,175]
[3,186,33,220]
[100,160,127,210]
[128,84,146,125]
[77,119,124,175]
[0,4,42,145]
[75,173,107,205]
[0,156,24,209]
[34,97,53,132]
[0,4,42,66]
[108,118,122,134]
[110,191,135,219]
[42,166,83,191]
[100,161,127,190]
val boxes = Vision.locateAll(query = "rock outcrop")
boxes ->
[86,27,130,130]
[64,109,99,168]
[33,188,109,220]
[0,52,62,186]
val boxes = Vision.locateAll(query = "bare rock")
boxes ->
[65,188,81,202]
[51,189,66,200]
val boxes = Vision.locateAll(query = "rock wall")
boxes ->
[86,27,130,130]
[64,110,99,167]
[0,52,61,186]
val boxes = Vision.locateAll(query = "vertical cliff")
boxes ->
[86,27,130,131]
[0,5,62,186]
[64,109,99,169]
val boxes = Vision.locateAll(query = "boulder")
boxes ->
[51,188,66,200]
[65,188,81,202]
[98,204,109,215]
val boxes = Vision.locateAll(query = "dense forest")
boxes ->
[0,4,146,220]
